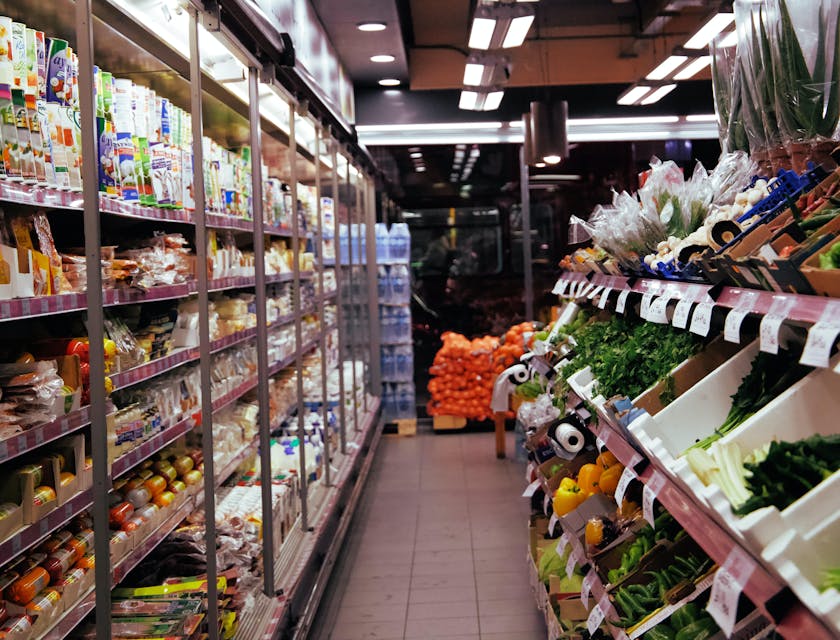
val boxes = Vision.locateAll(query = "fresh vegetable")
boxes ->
[562,315,703,401]
[553,477,587,517]
[607,513,683,585]
[577,463,603,496]
[734,434,840,516]
[644,625,676,640]
[585,516,619,549]
[537,543,567,585]
[819,239,840,269]
[598,463,624,496]
[821,568,840,592]
[596,450,619,469]
[686,350,812,451]
[685,441,770,509]
[673,615,719,640]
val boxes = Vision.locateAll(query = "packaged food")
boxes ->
[39,530,72,554]
[111,597,202,617]
[7,554,45,576]
[42,548,75,582]
[143,475,166,496]
[24,588,60,615]
[134,504,158,522]
[58,471,74,488]
[52,568,85,593]
[182,470,201,486]
[109,502,134,528]
[71,513,93,531]
[121,516,145,532]
[0,571,20,598]
[17,464,43,487]
[171,455,194,476]
[0,504,19,520]
[155,464,176,483]
[125,487,151,509]
[167,480,186,494]
[152,491,174,509]
[5,568,49,604]
[65,529,93,561]
[0,615,32,637]
[74,552,94,571]
[32,486,56,507]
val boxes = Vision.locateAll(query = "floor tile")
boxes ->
[334,602,408,625]
[339,588,409,609]
[407,600,478,620]
[404,616,480,638]
[329,620,406,640]
[411,572,476,590]
[478,612,546,634]
[411,559,474,576]
[409,585,477,604]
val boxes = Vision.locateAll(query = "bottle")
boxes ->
[377,266,391,304]
[395,307,411,343]
[389,264,409,303]
[358,223,367,264]
[388,223,410,263]
[381,346,396,381]
[374,223,390,263]
[338,223,349,265]
[396,384,415,419]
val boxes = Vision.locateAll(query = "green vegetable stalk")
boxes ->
[819,239,840,269]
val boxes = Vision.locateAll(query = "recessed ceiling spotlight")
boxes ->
[410,152,423,158]
[416,166,426,172]
[378,78,401,86]
[371,54,395,63]
[358,22,386,32]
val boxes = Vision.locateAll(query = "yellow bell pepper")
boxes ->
[553,477,586,516]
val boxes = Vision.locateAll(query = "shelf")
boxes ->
[0,490,94,568]
[112,415,197,479]
[0,294,89,323]
[110,349,197,391]
[0,407,90,466]
[215,439,259,488]
[266,272,294,284]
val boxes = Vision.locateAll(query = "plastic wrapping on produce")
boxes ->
[517,393,560,430]
[710,33,750,154]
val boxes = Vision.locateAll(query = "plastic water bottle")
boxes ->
[389,223,410,263]
[390,264,409,303]
[359,223,367,264]
[380,306,393,343]
[381,346,396,380]
[338,223,349,265]
[396,383,415,419]
[393,307,411,343]
[377,266,391,304]
[394,345,410,381]
[375,223,390,263]
[382,383,396,420]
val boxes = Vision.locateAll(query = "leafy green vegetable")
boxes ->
[734,434,840,516]
[516,379,544,399]
[822,568,840,592]
[687,350,812,451]
[819,239,840,269]
[561,315,703,401]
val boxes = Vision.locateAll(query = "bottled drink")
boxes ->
[388,223,410,263]
[396,383,415,419]
[389,264,409,303]
[377,266,391,304]
[375,223,390,263]
[338,223,349,265]
[381,345,396,380]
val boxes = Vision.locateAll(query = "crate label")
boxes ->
[548,514,559,536]
[639,292,654,319]
[707,547,757,637]
[614,466,637,507]
[553,279,569,296]
[759,296,795,354]
[587,603,604,635]
[522,478,541,498]
[616,289,631,314]
[800,301,840,368]
[598,287,613,309]
[642,472,665,526]
[556,532,570,556]
[566,548,578,579]
[723,292,757,343]
[689,301,715,336]
[672,298,694,328]
[587,285,604,300]
[647,293,671,324]
[581,570,596,610]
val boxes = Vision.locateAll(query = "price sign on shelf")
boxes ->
[581,571,596,610]
[647,291,673,324]
[800,301,840,368]
[565,547,578,579]
[552,279,569,296]
[707,547,757,637]
[587,284,604,300]
[759,296,795,354]
[724,292,758,343]
[586,603,605,636]
[614,466,637,508]
[556,532,570,556]
[643,472,666,526]
[689,301,715,337]
[548,514,559,536]
[672,287,701,329]
[598,287,613,309]
[640,292,655,319]
[522,478,541,498]
[616,289,631,314]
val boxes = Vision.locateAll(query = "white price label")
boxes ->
[614,466,637,507]
[647,293,672,324]
[566,548,578,579]
[759,297,795,354]
[598,287,613,309]
[553,279,569,296]
[642,473,665,526]
[640,292,654,319]
[580,283,597,298]
[587,603,605,636]
[723,292,757,343]
[616,289,631,314]
[587,284,604,300]
[800,301,840,368]
[544,494,552,515]
[526,462,536,483]
[672,298,694,329]
[707,547,757,637]
[581,571,596,610]
[522,478,541,498]
[548,514,559,536]
[689,301,715,336]
[556,532,570,555]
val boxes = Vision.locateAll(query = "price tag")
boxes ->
[587,285,604,300]
[522,478,541,498]
[724,292,757,343]
[566,548,578,579]
[672,298,694,329]
[544,494,552,515]
[800,301,840,368]
[556,532,570,555]
[759,297,795,354]
[581,571,596,609]
[548,514,559,536]
[587,603,605,636]
[552,279,569,296]
[647,293,672,324]
[642,472,666,526]
[525,461,536,483]
[689,301,715,336]
[614,466,637,507]
[578,283,594,298]
[707,547,757,637]
[598,287,613,310]
[596,429,610,451]
[639,292,654,319]
[616,289,631,314]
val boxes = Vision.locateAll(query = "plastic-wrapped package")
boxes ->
[711,33,750,154]
[516,393,560,430]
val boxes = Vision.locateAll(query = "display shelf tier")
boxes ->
[0,407,90,466]
[111,415,197,479]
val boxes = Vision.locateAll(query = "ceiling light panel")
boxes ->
[378,78,401,86]
[469,17,496,49]
[685,13,735,49]
[646,55,688,80]
[370,54,395,63]
[502,15,534,48]
[469,4,535,50]
[357,22,387,32]
[463,63,486,87]
[459,90,479,110]
[617,85,653,105]
[640,84,677,105]
[673,55,712,80]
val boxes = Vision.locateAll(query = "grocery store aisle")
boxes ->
[311,427,544,640]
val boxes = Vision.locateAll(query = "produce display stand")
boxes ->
[0,0,383,637]
[519,270,840,640]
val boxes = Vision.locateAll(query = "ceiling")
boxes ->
[310,0,725,206]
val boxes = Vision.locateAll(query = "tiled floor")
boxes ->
[311,427,545,640]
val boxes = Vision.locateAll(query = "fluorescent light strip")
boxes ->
[685,13,735,49]
[685,114,717,122]
[469,17,496,50]
[617,85,653,105]
[463,63,486,87]
[574,116,680,126]
[640,84,677,105]
[357,121,506,132]
[459,91,479,110]
[674,56,712,80]
[502,15,534,48]
[646,55,688,80]
[483,90,504,111]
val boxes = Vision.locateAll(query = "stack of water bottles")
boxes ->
[375,223,416,422]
